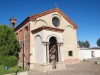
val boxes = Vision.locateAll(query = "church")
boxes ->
[10,8,78,72]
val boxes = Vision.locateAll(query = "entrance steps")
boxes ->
[28,69,67,75]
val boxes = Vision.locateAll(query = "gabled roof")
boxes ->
[15,8,77,31]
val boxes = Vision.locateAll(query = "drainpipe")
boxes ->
[22,40,24,70]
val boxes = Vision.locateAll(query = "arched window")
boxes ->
[25,26,28,33]
[68,51,73,56]
[16,33,19,40]
[12,22,15,28]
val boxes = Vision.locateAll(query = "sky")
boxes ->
[0,0,100,47]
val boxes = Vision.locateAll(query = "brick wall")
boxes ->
[16,24,30,68]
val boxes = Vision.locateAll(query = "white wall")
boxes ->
[29,11,78,64]
[34,35,43,64]
[78,48,100,60]
[31,29,64,64]
[63,26,78,60]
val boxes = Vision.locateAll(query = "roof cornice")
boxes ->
[15,8,78,32]
[31,26,64,34]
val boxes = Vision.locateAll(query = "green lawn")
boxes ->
[0,65,24,75]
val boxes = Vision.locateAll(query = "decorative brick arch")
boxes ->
[52,14,62,21]
[34,35,42,42]
[34,19,48,29]
[46,34,61,42]
[66,25,74,30]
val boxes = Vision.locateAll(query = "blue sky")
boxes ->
[0,0,100,47]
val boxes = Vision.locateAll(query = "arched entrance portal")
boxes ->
[49,36,58,69]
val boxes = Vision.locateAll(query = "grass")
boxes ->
[0,65,24,75]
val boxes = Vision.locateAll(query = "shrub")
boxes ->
[0,56,18,67]
[0,56,4,65]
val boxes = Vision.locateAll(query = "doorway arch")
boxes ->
[49,36,58,69]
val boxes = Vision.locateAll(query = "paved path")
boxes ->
[29,62,100,75]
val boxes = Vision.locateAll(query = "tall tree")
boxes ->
[97,38,100,47]
[0,25,19,56]
[84,41,90,48]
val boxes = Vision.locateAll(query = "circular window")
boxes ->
[52,17,60,27]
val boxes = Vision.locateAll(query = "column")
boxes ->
[43,42,49,63]
[47,43,49,63]
[57,44,61,62]
[57,43,63,62]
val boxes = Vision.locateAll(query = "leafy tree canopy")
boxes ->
[97,38,100,47]
[0,25,19,56]
[78,40,90,48]
[84,41,90,48]
[78,41,84,47]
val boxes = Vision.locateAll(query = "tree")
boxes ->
[78,41,84,48]
[84,41,90,48]
[97,38,100,47]
[78,40,90,48]
[0,25,19,56]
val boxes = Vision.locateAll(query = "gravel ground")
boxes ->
[29,61,100,75]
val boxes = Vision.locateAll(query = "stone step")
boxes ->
[28,69,67,75]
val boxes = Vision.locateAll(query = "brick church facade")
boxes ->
[10,8,78,72]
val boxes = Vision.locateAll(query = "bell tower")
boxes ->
[9,18,16,29]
